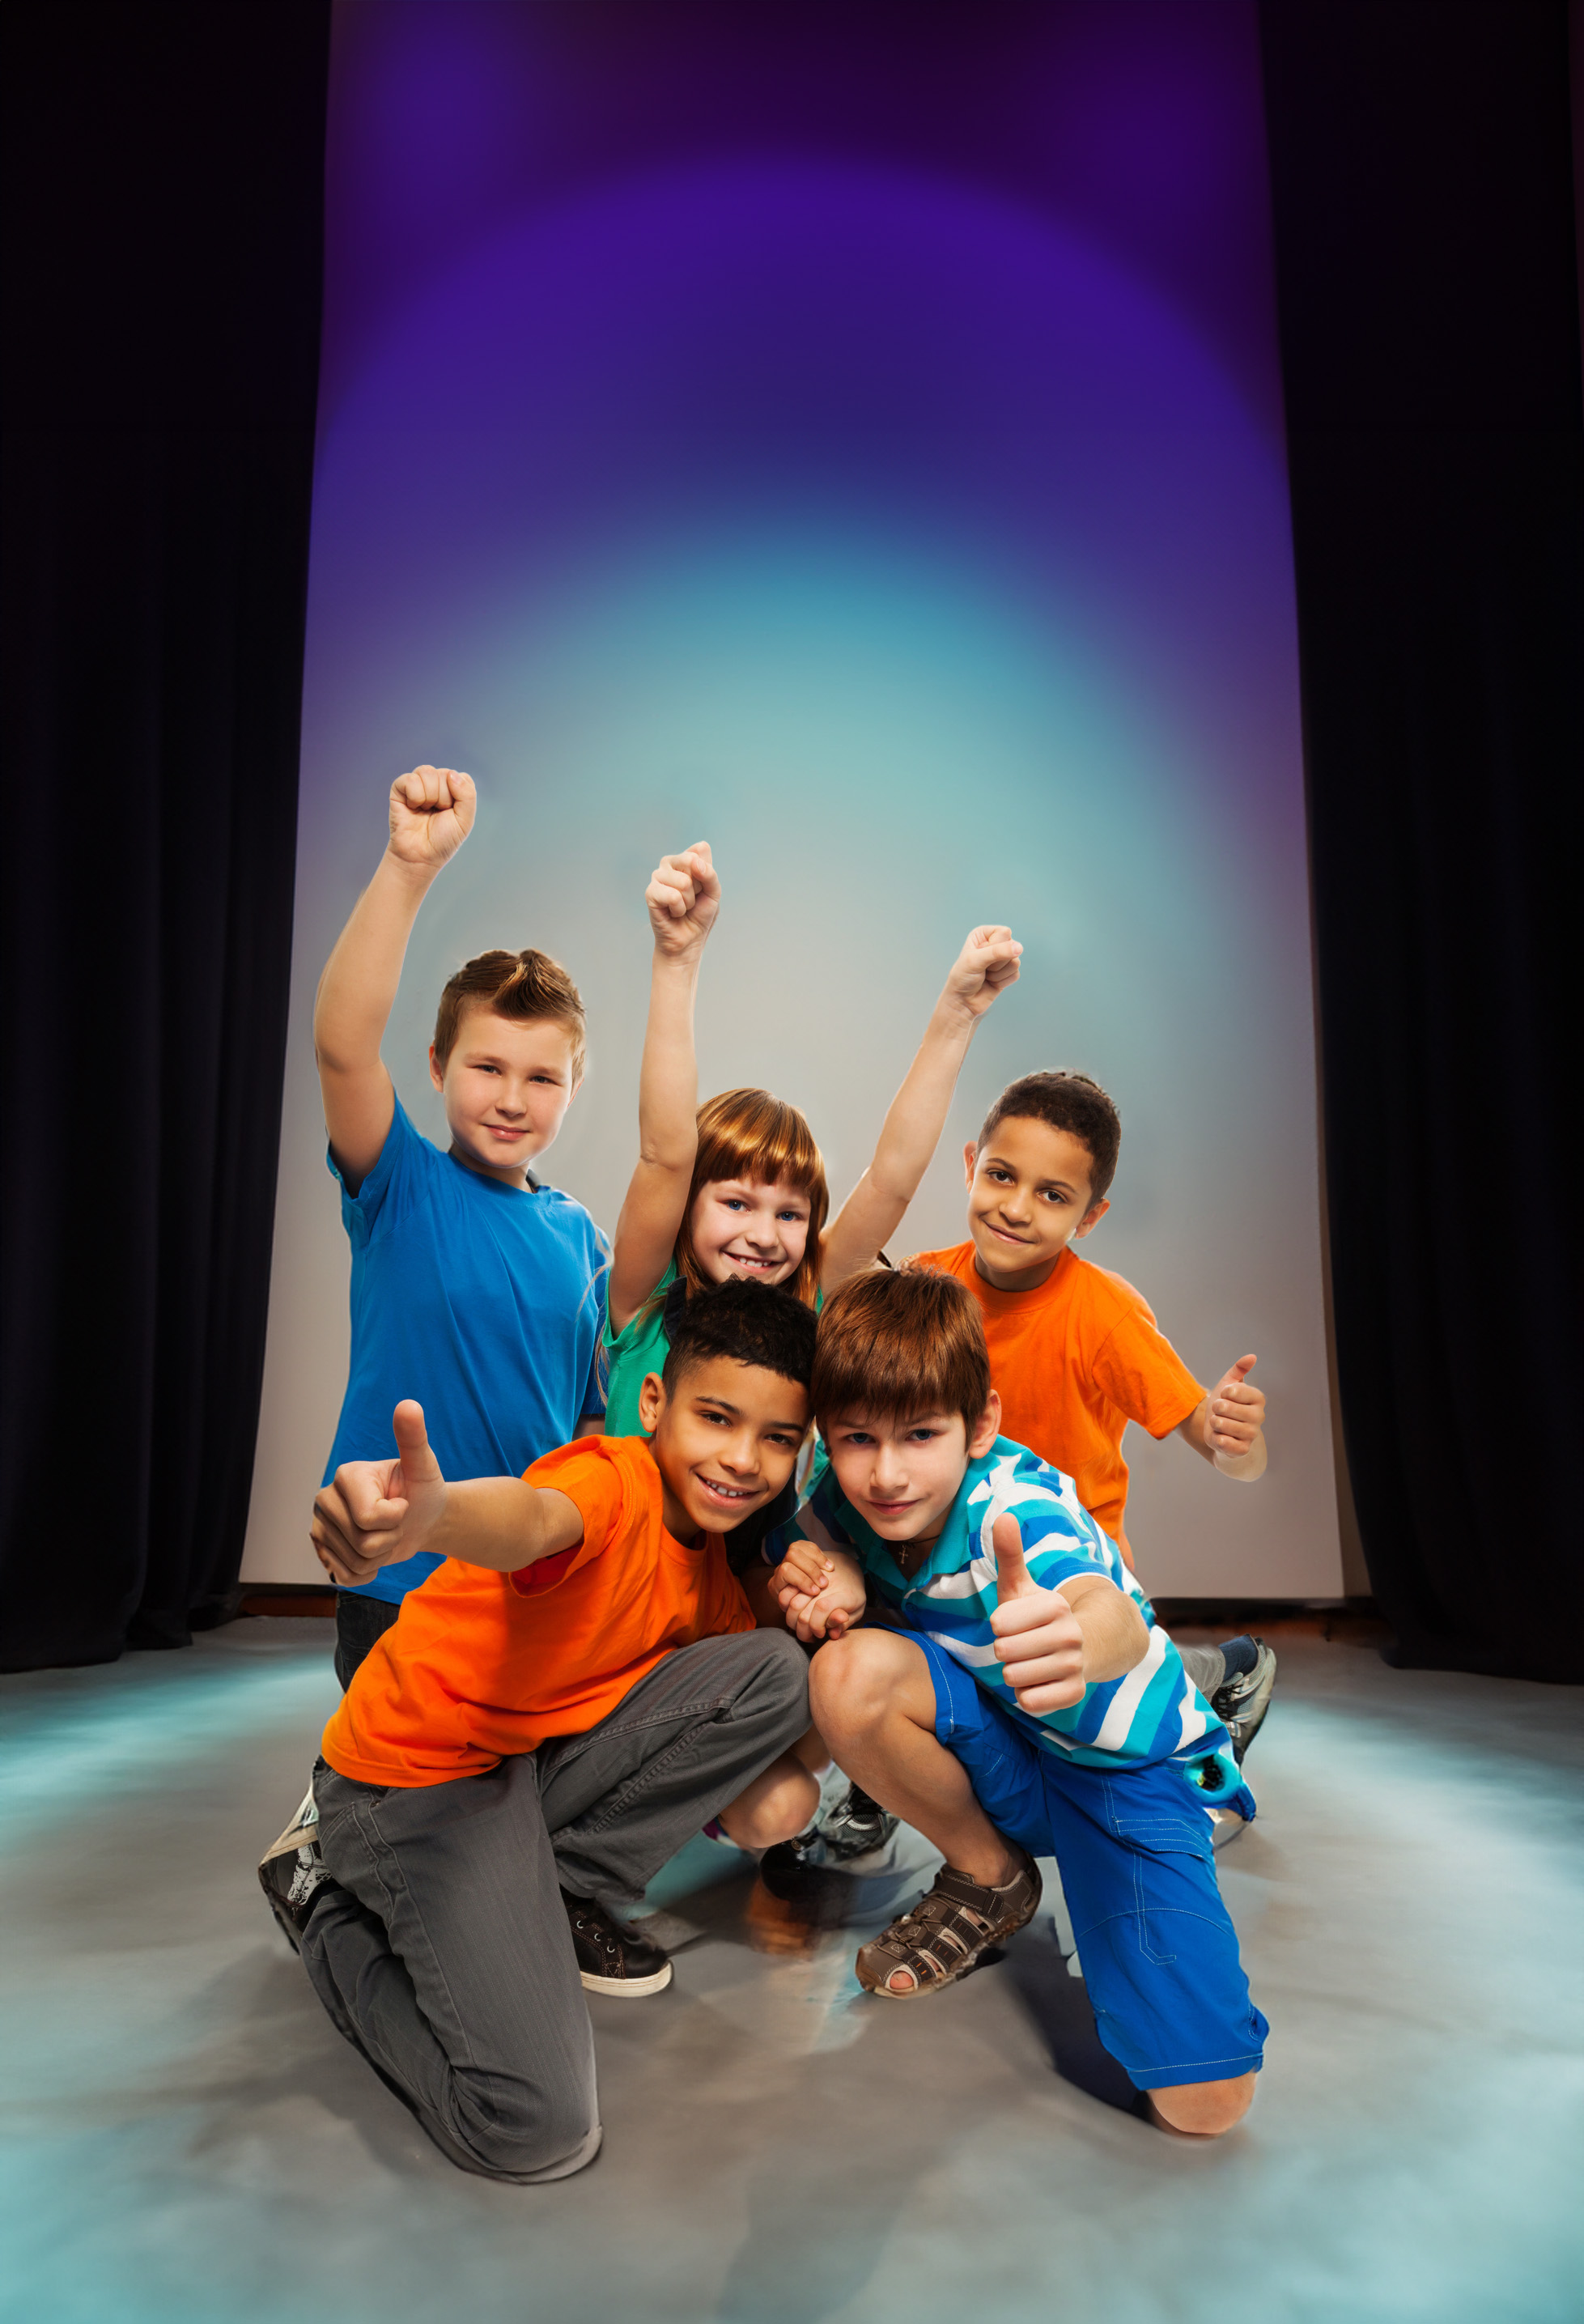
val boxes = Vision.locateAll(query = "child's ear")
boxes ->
[967,1391,1001,1459]
[962,1141,978,1189]
[636,1370,667,1435]
[428,1043,444,1093]
[1073,1197,1110,1242]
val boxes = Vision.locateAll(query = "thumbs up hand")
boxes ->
[310,1399,448,1586]
[1207,1353,1264,1462]
[988,1514,1087,1714]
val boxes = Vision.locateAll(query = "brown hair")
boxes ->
[432,949,587,1076]
[813,1267,992,1434]
[978,1071,1121,1207]
[673,1088,829,1307]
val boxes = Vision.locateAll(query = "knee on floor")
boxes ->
[452,2082,600,2182]
[1149,2071,1255,2138]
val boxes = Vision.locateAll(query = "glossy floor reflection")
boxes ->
[2,1620,1581,2324]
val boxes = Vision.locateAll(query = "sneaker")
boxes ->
[258,1786,330,1953]
[856,1852,1043,1999]
[815,1782,899,1864]
[1212,1638,1278,1764]
[561,1889,673,1996]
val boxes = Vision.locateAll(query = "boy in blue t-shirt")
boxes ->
[767,1266,1267,2138]
[309,764,605,1685]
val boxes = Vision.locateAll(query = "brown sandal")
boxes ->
[856,1854,1042,1999]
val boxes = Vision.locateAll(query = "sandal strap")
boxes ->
[858,1857,1041,1995]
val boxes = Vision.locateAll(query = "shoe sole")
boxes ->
[858,1873,1043,1999]
[579,1960,673,1997]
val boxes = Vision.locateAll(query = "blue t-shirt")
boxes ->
[324,1098,608,1604]
[771,1434,1249,1808]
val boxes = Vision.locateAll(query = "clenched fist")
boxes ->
[388,765,477,874]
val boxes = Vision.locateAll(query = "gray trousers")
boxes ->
[301,1627,809,2184]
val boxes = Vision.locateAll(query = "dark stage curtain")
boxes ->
[1,4,331,1667]
[1260,2,1583,1680]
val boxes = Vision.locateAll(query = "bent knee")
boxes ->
[1149,2071,1255,2138]
[452,2081,600,2182]
[808,1628,908,1732]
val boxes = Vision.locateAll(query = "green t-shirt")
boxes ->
[600,1261,680,1438]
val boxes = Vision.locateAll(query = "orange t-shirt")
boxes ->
[321,1434,754,1787]
[906,1243,1204,1566]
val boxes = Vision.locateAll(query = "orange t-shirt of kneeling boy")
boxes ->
[321,1434,754,1788]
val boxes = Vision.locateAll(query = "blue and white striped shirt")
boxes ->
[772,1435,1247,1803]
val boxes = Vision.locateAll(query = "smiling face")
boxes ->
[688,1177,813,1289]
[639,1354,809,1539]
[963,1115,1110,1291]
[824,1396,1001,1553]
[429,1008,580,1187]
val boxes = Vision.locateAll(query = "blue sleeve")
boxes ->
[1017,1499,1142,1601]
[328,1094,427,1248]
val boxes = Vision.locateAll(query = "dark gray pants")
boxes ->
[300,1627,809,2183]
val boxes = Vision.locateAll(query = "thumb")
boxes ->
[992,1513,1036,1600]
[1226,1353,1258,1386]
[391,1400,442,1485]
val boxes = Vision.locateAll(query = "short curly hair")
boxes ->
[977,1071,1120,1206]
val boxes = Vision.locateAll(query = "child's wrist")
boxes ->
[380,846,440,892]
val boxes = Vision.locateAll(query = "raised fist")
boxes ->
[943,924,1022,1021]
[646,842,721,959]
[387,765,477,873]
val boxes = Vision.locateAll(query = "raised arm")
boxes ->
[309,1400,584,1584]
[606,843,721,1332]
[312,766,476,1190]
[820,924,1022,1293]
[1177,1355,1268,1482]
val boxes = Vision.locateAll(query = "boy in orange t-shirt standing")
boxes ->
[260,1283,817,2185]
[908,1071,1275,1756]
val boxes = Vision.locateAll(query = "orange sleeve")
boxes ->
[1088,1302,1205,1440]
[508,1436,631,1598]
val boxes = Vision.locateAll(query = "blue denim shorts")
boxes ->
[916,1632,1268,2091]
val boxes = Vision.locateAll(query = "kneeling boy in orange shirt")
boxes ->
[261,1281,817,2184]
[908,1071,1275,1758]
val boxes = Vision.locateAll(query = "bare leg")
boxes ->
[717,1749,819,1850]
[809,1629,1019,1889]
[1149,2074,1255,2137]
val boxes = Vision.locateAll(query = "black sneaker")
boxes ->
[1212,1638,1277,1764]
[816,1782,900,1864]
[258,1787,333,1952]
[561,1889,673,1996]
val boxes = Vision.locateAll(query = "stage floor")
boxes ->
[2,1619,1580,2324]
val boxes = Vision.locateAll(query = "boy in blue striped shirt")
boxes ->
[767,1266,1268,2137]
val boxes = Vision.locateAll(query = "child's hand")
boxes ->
[988,1514,1085,1713]
[310,1400,447,1585]
[386,765,476,874]
[769,1540,867,1643]
[646,842,720,961]
[1207,1355,1264,1460]
[941,924,1023,1022]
